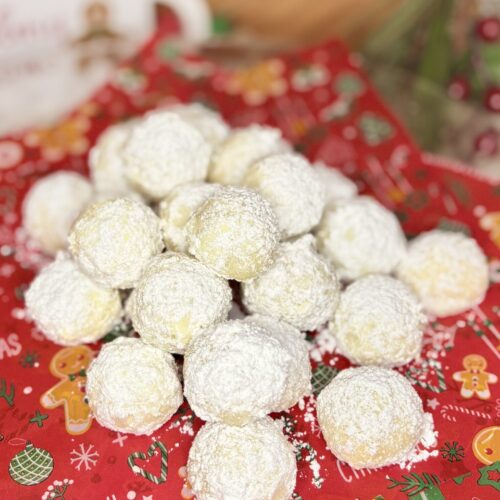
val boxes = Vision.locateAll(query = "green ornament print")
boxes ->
[9,441,54,486]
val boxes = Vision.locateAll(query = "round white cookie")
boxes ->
[158,182,221,253]
[397,230,489,317]
[208,125,290,185]
[166,103,230,146]
[186,186,280,281]
[243,153,325,238]
[188,418,297,500]
[25,255,121,345]
[122,111,211,200]
[22,171,93,255]
[184,319,303,425]
[128,253,232,354]
[89,121,137,198]
[86,337,183,435]
[242,235,340,331]
[317,366,426,469]
[68,197,164,289]
[313,161,358,206]
[316,196,406,280]
[245,314,311,410]
[331,274,426,367]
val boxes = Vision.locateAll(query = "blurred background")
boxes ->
[1,0,499,178]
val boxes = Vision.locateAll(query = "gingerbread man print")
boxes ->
[452,354,498,400]
[40,346,94,435]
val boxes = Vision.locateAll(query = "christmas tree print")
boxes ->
[9,441,54,486]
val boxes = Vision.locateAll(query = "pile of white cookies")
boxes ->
[23,104,490,499]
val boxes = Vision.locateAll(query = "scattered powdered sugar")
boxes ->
[168,414,195,436]
[308,324,337,363]
[281,409,325,489]
[397,412,439,470]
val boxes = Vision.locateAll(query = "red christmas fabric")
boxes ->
[0,16,499,500]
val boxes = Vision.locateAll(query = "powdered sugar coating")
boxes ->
[245,314,312,410]
[317,366,425,469]
[25,255,121,345]
[186,187,280,281]
[122,111,211,200]
[314,161,358,206]
[86,337,182,435]
[68,198,164,289]
[397,230,489,317]
[187,418,296,500]
[22,171,93,255]
[242,235,340,331]
[166,103,230,146]
[184,319,300,425]
[208,125,291,185]
[89,121,137,198]
[158,182,221,253]
[331,274,426,367]
[128,253,232,354]
[243,153,325,238]
[316,196,407,280]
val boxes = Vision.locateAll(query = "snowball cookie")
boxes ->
[245,314,311,409]
[68,198,163,289]
[184,319,299,425]
[243,153,325,238]
[122,111,211,200]
[332,275,426,367]
[186,187,280,281]
[314,161,358,207]
[316,196,406,281]
[208,125,290,185]
[242,235,340,331]
[188,418,296,500]
[86,337,182,435]
[397,230,489,317]
[128,253,232,354]
[25,255,121,345]
[317,366,425,469]
[166,103,230,146]
[158,182,221,253]
[22,171,93,255]
[89,120,137,198]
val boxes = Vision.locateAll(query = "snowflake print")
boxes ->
[19,350,39,368]
[440,441,465,462]
[70,443,99,471]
